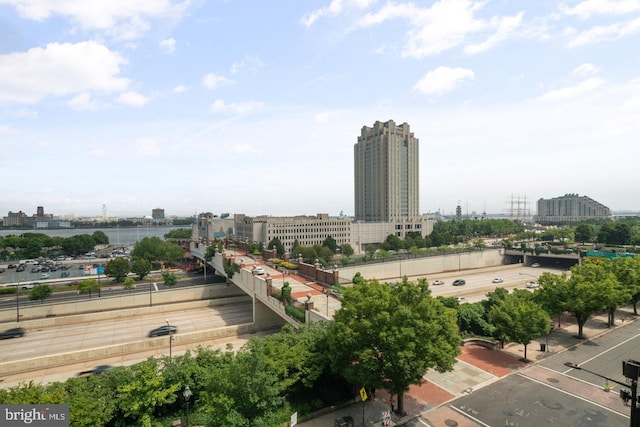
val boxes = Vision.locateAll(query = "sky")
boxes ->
[1,0,640,219]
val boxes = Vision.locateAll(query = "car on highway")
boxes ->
[456,297,466,302]
[21,283,37,290]
[432,280,445,286]
[526,281,540,289]
[255,266,265,275]
[452,279,466,286]
[77,365,114,378]
[492,278,504,283]
[148,325,177,337]
[0,327,25,340]
[531,262,541,268]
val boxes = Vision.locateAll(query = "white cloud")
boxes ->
[67,92,98,111]
[159,38,176,55]
[203,73,231,90]
[230,55,264,75]
[357,0,525,58]
[135,138,161,157]
[172,85,188,94]
[314,112,331,123]
[115,91,150,107]
[560,0,640,19]
[6,107,38,118]
[567,17,640,47]
[0,41,129,105]
[227,144,263,155]
[572,63,598,76]
[537,78,606,101]
[413,66,475,96]
[464,12,524,54]
[301,0,375,27]
[89,147,106,157]
[211,99,264,114]
[3,0,190,39]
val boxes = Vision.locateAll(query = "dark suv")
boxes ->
[452,279,466,286]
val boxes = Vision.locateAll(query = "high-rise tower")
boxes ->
[354,120,419,222]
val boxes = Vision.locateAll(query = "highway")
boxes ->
[0,302,254,388]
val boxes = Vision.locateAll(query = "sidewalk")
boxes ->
[298,305,638,426]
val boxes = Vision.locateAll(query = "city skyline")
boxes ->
[1,1,640,217]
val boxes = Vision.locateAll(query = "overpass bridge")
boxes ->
[190,243,331,329]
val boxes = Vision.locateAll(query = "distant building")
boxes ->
[152,208,165,221]
[34,219,74,229]
[354,120,420,222]
[2,211,28,227]
[535,194,611,223]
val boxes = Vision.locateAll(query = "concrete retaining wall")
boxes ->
[337,249,504,282]
[1,283,247,324]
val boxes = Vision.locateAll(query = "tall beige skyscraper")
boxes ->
[354,120,419,222]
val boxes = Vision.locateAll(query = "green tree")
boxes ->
[323,235,338,253]
[536,265,610,339]
[130,236,184,266]
[131,258,152,280]
[28,284,53,304]
[116,358,180,426]
[328,277,460,415]
[105,257,131,282]
[488,290,551,361]
[267,237,285,258]
[122,277,136,292]
[162,272,177,287]
[365,244,376,259]
[61,234,96,256]
[339,243,354,258]
[574,224,594,244]
[77,278,100,299]
[91,230,109,245]
[164,228,192,239]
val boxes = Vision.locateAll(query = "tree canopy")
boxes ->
[328,277,460,415]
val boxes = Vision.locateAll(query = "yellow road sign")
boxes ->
[360,387,368,401]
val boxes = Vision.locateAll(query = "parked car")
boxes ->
[432,280,445,286]
[0,327,25,339]
[526,281,540,289]
[7,264,17,269]
[148,325,177,337]
[40,273,50,279]
[255,266,265,275]
[531,263,541,268]
[0,267,5,273]
[492,278,504,283]
[77,365,114,378]
[456,296,466,302]
[452,279,466,286]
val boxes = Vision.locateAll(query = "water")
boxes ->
[0,225,191,246]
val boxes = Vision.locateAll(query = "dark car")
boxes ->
[0,327,25,339]
[77,365,113,378]
[452,279,466,286]
[148,325,177,337]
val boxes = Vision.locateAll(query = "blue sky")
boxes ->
[1,0,639,219]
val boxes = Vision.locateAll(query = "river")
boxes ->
[0,225,191,246]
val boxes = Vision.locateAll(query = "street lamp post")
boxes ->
[16,285,20,323]
[166,318,172,362]
[183,386,193,427]
[564,361,639,427]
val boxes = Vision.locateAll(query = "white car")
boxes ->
[255,266,265,275]
[531,263,541,268]
[40,273,50,279]
[432,280,445,286]
[526,281,540,289]
[456,296,466,302]
[492,278,504,283]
